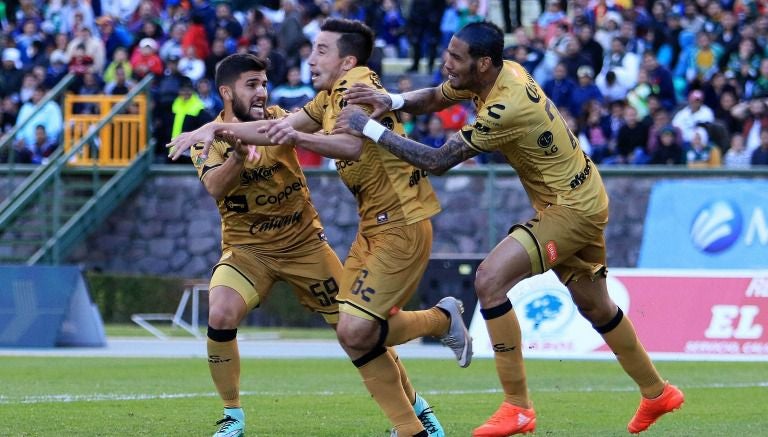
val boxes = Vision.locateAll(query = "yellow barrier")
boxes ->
[63,94,148,166]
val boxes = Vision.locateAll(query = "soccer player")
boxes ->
[192,53,445,437]
[337,21,685,436]
[168,21,473,437]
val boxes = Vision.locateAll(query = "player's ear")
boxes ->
[219,85,233,101]
[478,56,493,73]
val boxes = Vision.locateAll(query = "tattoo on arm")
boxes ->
[378,130,479,175]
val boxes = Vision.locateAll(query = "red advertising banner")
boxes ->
[468,269,768,361]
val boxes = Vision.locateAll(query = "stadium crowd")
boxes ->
[1,0,768,167]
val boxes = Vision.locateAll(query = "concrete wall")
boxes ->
[65,167,728,278]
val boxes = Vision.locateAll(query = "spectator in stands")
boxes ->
[650,126,684,165]
[169,77,212,159]
[751,59,768,100]
[724,133,751,168]
[642,51,676,110]
[580,99,614,163]
[205,38,230,81]
[570,65,603,117]
[15,19,43,65]
[331,0,366,21]
[28,124,58,164]
[179,45,206,83]
[0,97,18,135]
[104,47,133,84]
[1,47,25,100]
[45,52,70,88]
[269,66,315,112]
[421,114,448,148]
[598,69,630,105]
[560,38,592,81]
[594,10,622,52]
[716,89,743,135]
[100,0,142,24]
[68,43,95,75]
[375,0,408,58]
[534,21,571,84]
[543,62,576,111]
[737,98,768,154]
[160,22,187,63]
[96,15,133,62]
[60,0,95,35]
[686,126,721,168]
[18,72,39,104]
[599,37,640,91]
[405,0,444,73]
[504,28,544,74]
[104,65,136,95]
[724,38,761,92]
[74,72,103,114]
[196,78,223,116]
[751,129,768,165]
[576,25,604,76]
[14,85,63,149]
[213,0,243,41]
[65,27,106,73]
[676,31,723,83]
[131,37,164,79]
[135,19,165,46]
[535,0,567,44]
[128,0,160,35]
[616,105,650,164]
[276,0,305,63]
[254,34,287,88]
[672,89,714,144]
[183,13,211,61]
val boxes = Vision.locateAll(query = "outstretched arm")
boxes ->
[343,84,455,117]
[262,115,363,161]
[335,105,478,175]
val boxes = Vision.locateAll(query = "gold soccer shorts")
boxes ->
[209,240,342,324]
[337,219,433,320]
[510,205,609,284]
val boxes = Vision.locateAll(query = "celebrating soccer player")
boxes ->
[168,20,474,437]
[337,21,685,436]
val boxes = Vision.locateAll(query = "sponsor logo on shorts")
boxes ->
[255,179,306,206]
[249,211,302,234]
[241,162,283,185]
[376,211,389,224]
[545,240,558,264]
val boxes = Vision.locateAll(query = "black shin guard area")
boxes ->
[207,326,237,342]
[480,299,513,320]
[594,307,624,334]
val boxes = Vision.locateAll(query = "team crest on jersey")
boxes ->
[381,116,395,130]
[537,131,554,148]
[376,211,389,224]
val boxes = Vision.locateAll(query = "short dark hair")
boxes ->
[319,18,374,65]
[454,21,504,67]
[215,53,268,89]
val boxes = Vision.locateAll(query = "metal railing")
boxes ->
[62,94,148,166]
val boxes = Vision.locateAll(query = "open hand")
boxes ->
[344,83,392,119]
[167,123,218,160]
[217,130,260,162]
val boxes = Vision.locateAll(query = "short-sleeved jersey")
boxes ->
[191,107,327,253]
[302,66,441,235]
[442,60,609,214]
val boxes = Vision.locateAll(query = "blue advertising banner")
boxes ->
[638,180,768,269]
[0,265,105,347]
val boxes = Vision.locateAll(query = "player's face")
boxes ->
[230,70,268,121]
[308,31,348,92]
[443,37,480,91]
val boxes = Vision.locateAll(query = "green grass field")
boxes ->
[1,350,766,436]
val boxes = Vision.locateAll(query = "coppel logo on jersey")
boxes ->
[690,200,743,253]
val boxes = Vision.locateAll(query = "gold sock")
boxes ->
[358,350,423,435]
[386,308,449,346]
[482,301,530,408]
[388,347,415,404]
[601,315,665,398]
[208,338,241,408]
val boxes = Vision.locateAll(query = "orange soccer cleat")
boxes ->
[472,402,536,437]
[627,383,685,434]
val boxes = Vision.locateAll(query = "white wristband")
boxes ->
[389,93,405,110]
[362,119,387,143]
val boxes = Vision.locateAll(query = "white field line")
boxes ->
[1,381,767,405]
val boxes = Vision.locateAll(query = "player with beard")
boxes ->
[336,21,685,436]
[168,20,473,437]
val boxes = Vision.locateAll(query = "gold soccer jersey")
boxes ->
[191,107,327,253]
[302,66,441,235]
[442,60,608,214]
